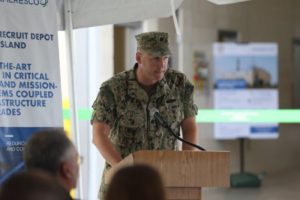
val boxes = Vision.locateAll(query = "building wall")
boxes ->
[155,0,300,173]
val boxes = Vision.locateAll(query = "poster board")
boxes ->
[0,1,62,182]
[213,43,278,139]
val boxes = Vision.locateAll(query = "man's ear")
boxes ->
[60,162,72,179]
[136,51,142,63]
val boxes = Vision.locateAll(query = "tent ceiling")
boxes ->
[57,0,183,29]
[56,0,251,30]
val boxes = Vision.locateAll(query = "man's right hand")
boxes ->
[92,121,122,166]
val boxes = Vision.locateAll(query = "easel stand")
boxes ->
[230,138,261,187]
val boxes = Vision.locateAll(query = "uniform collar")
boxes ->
[126,63,171,100]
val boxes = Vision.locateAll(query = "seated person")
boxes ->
[0,170,72,200]
[105,165,166,200]
[23,129,80,193]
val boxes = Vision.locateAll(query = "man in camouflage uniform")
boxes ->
[91,31,198,200]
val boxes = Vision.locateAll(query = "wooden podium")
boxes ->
[105,150,230,200]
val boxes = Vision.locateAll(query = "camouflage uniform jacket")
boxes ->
[91,64,198,160]
[91,64,198,200]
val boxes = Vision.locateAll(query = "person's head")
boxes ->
[23,128,79,191]
[105,165,166,200]
[0,170,72,200]
[135,32,171,85]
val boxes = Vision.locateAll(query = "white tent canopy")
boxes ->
[56,0,250,29]
[56,0,184,29]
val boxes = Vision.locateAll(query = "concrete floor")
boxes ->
[202,168,300,200]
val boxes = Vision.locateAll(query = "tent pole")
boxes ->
[64,0,83,198]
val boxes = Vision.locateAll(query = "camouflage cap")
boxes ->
[135,32,171,57]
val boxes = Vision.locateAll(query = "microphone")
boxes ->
[149,107,206,151]
[149,108,169,128]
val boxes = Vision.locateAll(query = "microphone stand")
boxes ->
[156,115,206,151]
